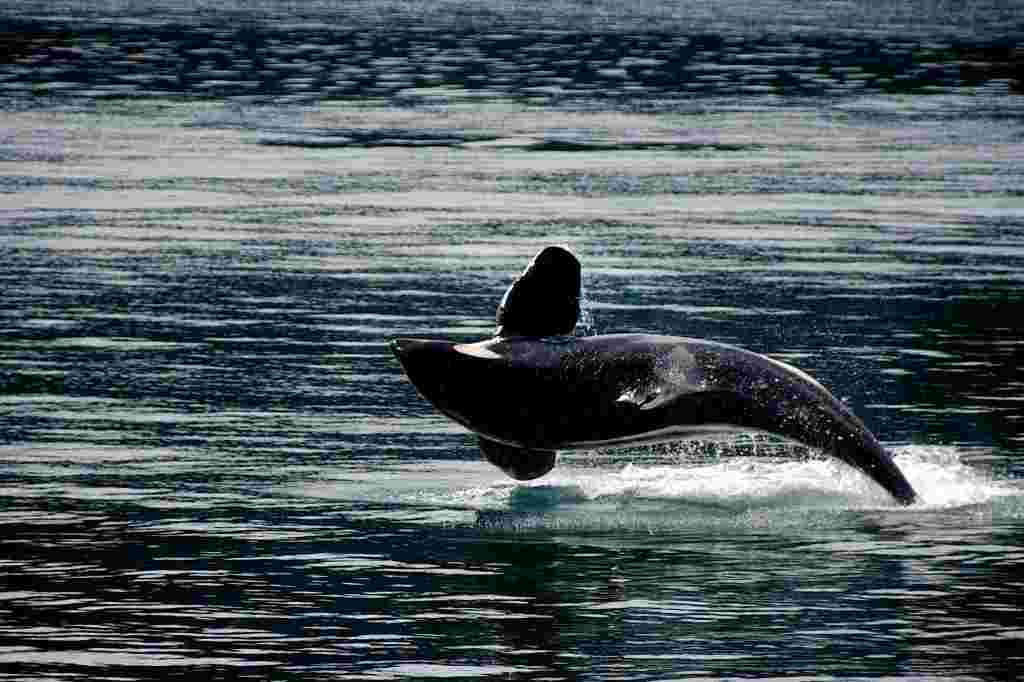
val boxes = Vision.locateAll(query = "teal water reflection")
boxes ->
[2,4,1024,680]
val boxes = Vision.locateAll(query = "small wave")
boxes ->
[890,445,1020,509]
[471,457,877,533]
[297,444,1021,531]
[462,444,1023,532]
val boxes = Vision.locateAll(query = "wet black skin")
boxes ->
[391,333,918,505]
[390,245,917,505]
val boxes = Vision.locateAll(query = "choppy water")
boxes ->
[3,2,1024,680]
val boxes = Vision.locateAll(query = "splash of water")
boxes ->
[460,444,1023,532]
[890,445,1018,509]
[575,283,597,337]
[294,443,1021,531]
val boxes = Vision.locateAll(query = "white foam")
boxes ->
[292,444,1022,530]
[459,444,1023,531]
[888,445,1019,510]
[496,454,884,512]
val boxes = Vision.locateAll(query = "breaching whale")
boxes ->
[391,246,917,505]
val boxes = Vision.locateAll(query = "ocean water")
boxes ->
[2,1,1024,680]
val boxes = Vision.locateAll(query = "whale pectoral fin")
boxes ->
[479,437,557,481]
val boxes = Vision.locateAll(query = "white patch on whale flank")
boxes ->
[454,342,503,360]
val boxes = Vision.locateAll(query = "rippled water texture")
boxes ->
[3,2,1024,680]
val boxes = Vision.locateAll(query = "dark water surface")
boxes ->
[3,2,1024,680]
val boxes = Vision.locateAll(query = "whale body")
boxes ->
[391,247,917,505]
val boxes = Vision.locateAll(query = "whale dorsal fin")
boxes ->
[495,246,580,337]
